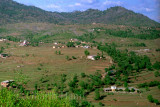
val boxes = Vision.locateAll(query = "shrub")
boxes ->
[153,61,160,70]
[79,81,88,89]
[37,67,41,70]
[66,56,71,61]
[72,56,77,59]
[124,82,128,87]
[147,95,154,103]
[131,88,135,92]
[0,47,5,54]
[113,98,117,101]
[94,89,100,100]
[55,51,58,55]
[154,99,160,105]
[145,86,150,91]
[125,87,130,92]
[81,73,86,78]
[71,99,79,107]
[81,101,92,107]
[154,71,160,77]
[34,83,38,91]
[75,41,81,45]
[58,51,61,55]
[46,84,49,90]
[67,42,75,47]
[73,75,78,83]
[84,50,90,57]
[148,81,160,87]
[25,53,29,57]
[99,102,105,106]
[156,48,160,52]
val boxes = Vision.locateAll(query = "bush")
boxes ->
[154,99,160,105]
[147,95,160,105]
[75,41,81,45]
[124,82,128,87]
[138,81,160,88]
[55,51,58,55]
[81,101,92,107]
[99,102,105,106]
[158,85,160,89]
[81,73,86,78]
[25,53,29,57]
[79,81,87,89]
[153,61,160,70]
[131,88,135,92]
[37,67,41,70]
[145,86,150,91]
[125,87,130,92]
[84,50,90,57]
[72,56,77,59]
[66,56,71,61]
[58,51,61,55]
[34,83,38,91]
[113,98,117,101]
[71,99,79,107]
[154,71,160,77]
[148,81,160,87]
[94,89,101,100]
[66,42,75,47]
[156,48,160,52]
[0,47,5,54]
[46,84,49,90]
[147,95,154,103]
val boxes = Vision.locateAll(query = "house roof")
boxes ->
[0,54,8,57]
[1,80,14,83]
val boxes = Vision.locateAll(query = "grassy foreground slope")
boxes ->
[0,88,72,107]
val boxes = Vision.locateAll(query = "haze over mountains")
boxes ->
[0,0,159,27]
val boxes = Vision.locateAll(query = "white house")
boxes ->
[111,86,117,91]
[83,46,90,49]
[54,42,58,45]
[53,46,56,49]
[87,55,96,60]
[1,80,14,87]
[0,39,7,42]
[19,40,28,46]
[70,39,78,42]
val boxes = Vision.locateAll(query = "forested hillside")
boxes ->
[0,0,159,27]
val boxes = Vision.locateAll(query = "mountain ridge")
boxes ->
[0,0,159,27]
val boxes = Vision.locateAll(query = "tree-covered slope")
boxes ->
[0,0,159,27]
[0,0,65,24]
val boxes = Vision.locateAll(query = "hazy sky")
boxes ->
[13,0,160,22]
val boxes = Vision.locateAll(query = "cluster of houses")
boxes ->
[1,80,14,87]
[52,39,96,49]
[0,38,7,42]
[103,86,139,93]
[134,49,151,53]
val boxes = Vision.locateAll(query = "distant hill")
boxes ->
[0,0,159,27]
